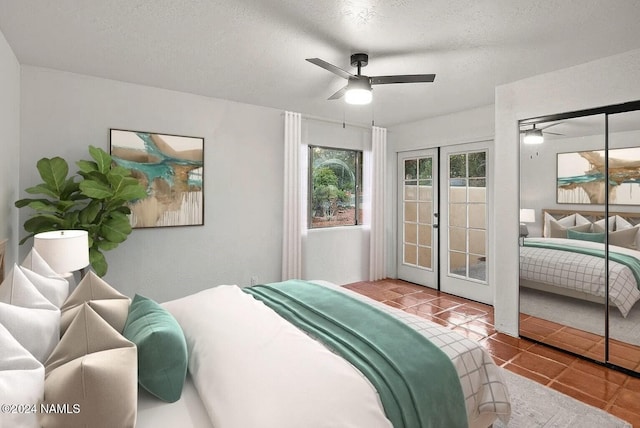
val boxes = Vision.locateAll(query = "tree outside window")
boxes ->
[309,146,362,228]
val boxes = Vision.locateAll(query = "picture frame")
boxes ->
[110,129,204,228]
[557,147,640,205]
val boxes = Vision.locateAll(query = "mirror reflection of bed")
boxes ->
[520,210,640,365]
[519,109,640,374]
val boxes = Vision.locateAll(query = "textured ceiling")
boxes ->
[2,0,640,127]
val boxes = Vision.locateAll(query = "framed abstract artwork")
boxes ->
[110,129,204,228]
[557,147,640,205]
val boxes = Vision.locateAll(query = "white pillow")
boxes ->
[0,323,44,428]
[0,264,60,363]
[18,265,69,308]
[594,215,617,232]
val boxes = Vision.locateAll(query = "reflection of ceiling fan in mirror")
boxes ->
[521,123,564,145]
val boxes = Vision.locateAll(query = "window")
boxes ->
[309,146,363,228]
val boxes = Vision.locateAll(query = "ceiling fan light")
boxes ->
[523,129,544,145]
[345,88,372,105]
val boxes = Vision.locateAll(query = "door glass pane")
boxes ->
[449,204,467,227]
[405,202,417,222]
[404,223,417,244]
[418,246,432,269]
[419,157,433,179]
[402,155,434,272]
[418,202,432,223]
[449,227,466,252]
[404,185,417,200]
[449,251,466,276]
[448,151,487,283]
[469,255,486,281]
[468,204,486,229]
[418,224,432,246]
[468,229,486,255]
[418,182,433,201]
[404,159,417,179]
[404,244,417,265]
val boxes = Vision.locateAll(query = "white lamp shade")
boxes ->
[519,209,536,223]
[33,230,90,274]
[345,88,372,105]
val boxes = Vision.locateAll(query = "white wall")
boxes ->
[301,118,372,284]
[0,29,20,270]
[495,48,640,336]
[19,67,285,302]
[387,105,495,277]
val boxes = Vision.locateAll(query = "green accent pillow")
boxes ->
[567,229,606,243]
[123,294,188,403]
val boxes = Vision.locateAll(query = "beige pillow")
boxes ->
[60,271,130,335]
[595,225,640,249]
[41,304,137,428]
[549,220,592,238]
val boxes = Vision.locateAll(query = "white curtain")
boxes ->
[282,111,303,280]
[369,126,387,281]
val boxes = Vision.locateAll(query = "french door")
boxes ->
[398,142,492,304]
[397,150,438,287]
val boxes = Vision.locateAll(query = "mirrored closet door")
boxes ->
[519,101,640,374]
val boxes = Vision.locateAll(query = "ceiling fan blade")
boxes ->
[306,58,354,80]
[543,131,564,136]
[370,74,436,85]
[539,121,564,131]
[328,86,347,100]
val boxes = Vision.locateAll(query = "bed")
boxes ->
[1,260,510,428]
[519,209,640,317]
[138,280,511,428]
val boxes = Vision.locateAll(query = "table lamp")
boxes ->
[33,230,90,276]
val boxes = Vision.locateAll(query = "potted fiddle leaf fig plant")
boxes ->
[15,145,147,277]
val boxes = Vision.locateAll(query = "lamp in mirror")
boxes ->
[519,209,536,243]
[33,230,90,276]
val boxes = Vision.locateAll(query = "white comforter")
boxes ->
[521,238,640,317]
[163,282,511,428]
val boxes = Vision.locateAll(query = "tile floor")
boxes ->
[343,279,640,426]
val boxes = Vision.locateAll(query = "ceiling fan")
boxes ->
[520,123,564,145]
[306,53,436,105]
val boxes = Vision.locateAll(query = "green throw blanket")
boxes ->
[524,240,640,289]
[244,280,468,428]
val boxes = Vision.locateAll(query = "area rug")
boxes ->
[496,369,631,427]
[520,287,640,346]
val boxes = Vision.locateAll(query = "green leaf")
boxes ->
[89,248,108,277]
[89,146,112,174]
[76,160,98,174]
[23,215,63,233]
[15,197,49,208]
[79,180,114,199]
[117,184,147,201]
[25,200,60,213]
[79,200,101,224]
[109,165,132,177]
[36,157,68,196]
[25,184,59,198]
[100,213,132,243]
[96,239,120,251]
